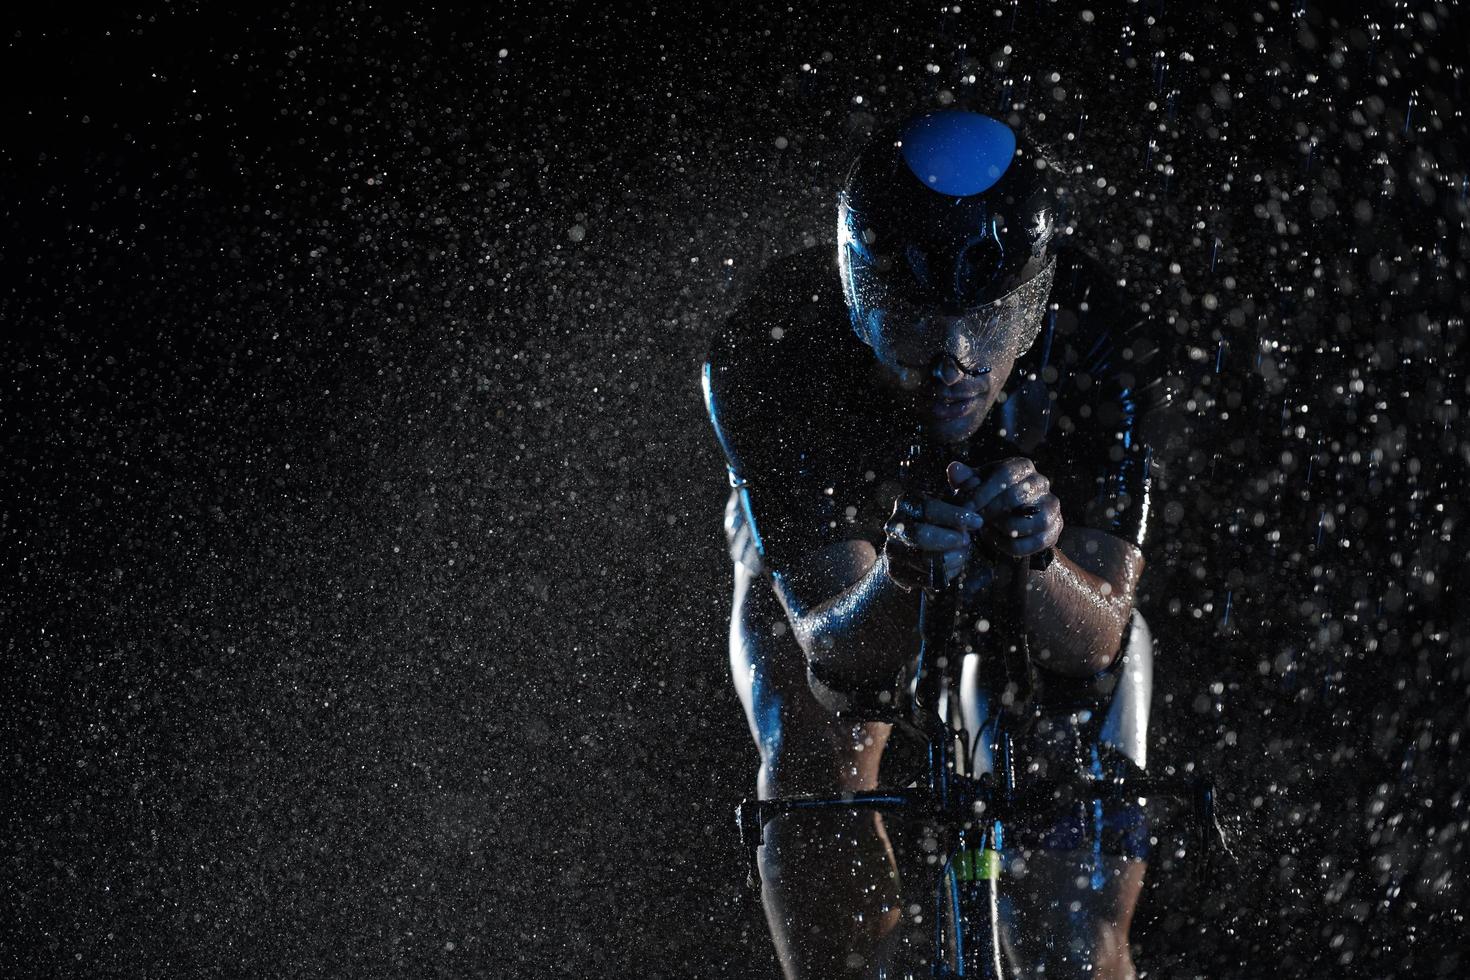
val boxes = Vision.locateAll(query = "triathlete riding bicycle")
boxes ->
[701,109,1179,978]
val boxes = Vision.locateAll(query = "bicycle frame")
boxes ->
[735,560,1225,977]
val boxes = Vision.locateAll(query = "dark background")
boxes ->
[3,2,1465,977]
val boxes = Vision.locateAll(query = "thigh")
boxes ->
[1000,849,1146,979]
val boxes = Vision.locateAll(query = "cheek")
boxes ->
[880,367,925,394]
[972,392,1000,423]
[991,362,1021,397]
[896,365,927,390]
[869,345,924,390]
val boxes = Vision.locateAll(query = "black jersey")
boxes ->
[702,243,1176,584]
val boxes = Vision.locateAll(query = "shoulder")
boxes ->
[701,245,854,482]
[1022,246,1182,547]
[703,245,844,395]
[1043,247,1176,423]
[700,246,897,574]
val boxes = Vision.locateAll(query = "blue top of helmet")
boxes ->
[898,111,1016,197]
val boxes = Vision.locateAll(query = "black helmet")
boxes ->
[837,109,1061,378]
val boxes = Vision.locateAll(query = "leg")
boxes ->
[756,763,904,980]
[1001,849,1146,979]
[969,605,1155,977]
[728,552,903,979]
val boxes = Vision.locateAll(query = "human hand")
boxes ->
[882,491,986,592]
[946,458,1063,560]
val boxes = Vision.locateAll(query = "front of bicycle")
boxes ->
[735,553,1229,978]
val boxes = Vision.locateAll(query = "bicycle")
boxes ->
[735,442,1230,977]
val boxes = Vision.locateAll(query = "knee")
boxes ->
[757,757,781,801]
[1042,923,1133,980]
[755,747,830,801]
[1090,922,1137,980]
[755,801,902,913]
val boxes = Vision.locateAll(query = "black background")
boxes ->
[3,2,1465,977]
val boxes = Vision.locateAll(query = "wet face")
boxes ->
[867,314,1021,445]
[844,261,1053,445]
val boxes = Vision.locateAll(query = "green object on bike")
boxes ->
[956,847,1001,882]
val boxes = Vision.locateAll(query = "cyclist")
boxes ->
[701,108,1180,978]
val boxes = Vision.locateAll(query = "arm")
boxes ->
[950,459,1146,677]
[765,488,983,692]
[768,541,923,689]
[1024,525,1145,676]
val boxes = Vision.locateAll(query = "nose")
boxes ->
[930,351,989,385]
[932,354,966,386]
[924,316,990,383]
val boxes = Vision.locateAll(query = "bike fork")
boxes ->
[937,821,1006,978]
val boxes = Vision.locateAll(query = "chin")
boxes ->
[927,411,978,444]
[933,395,995,440]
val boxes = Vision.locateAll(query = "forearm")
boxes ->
[1022,547,1134,676]
[791,551,922,685]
